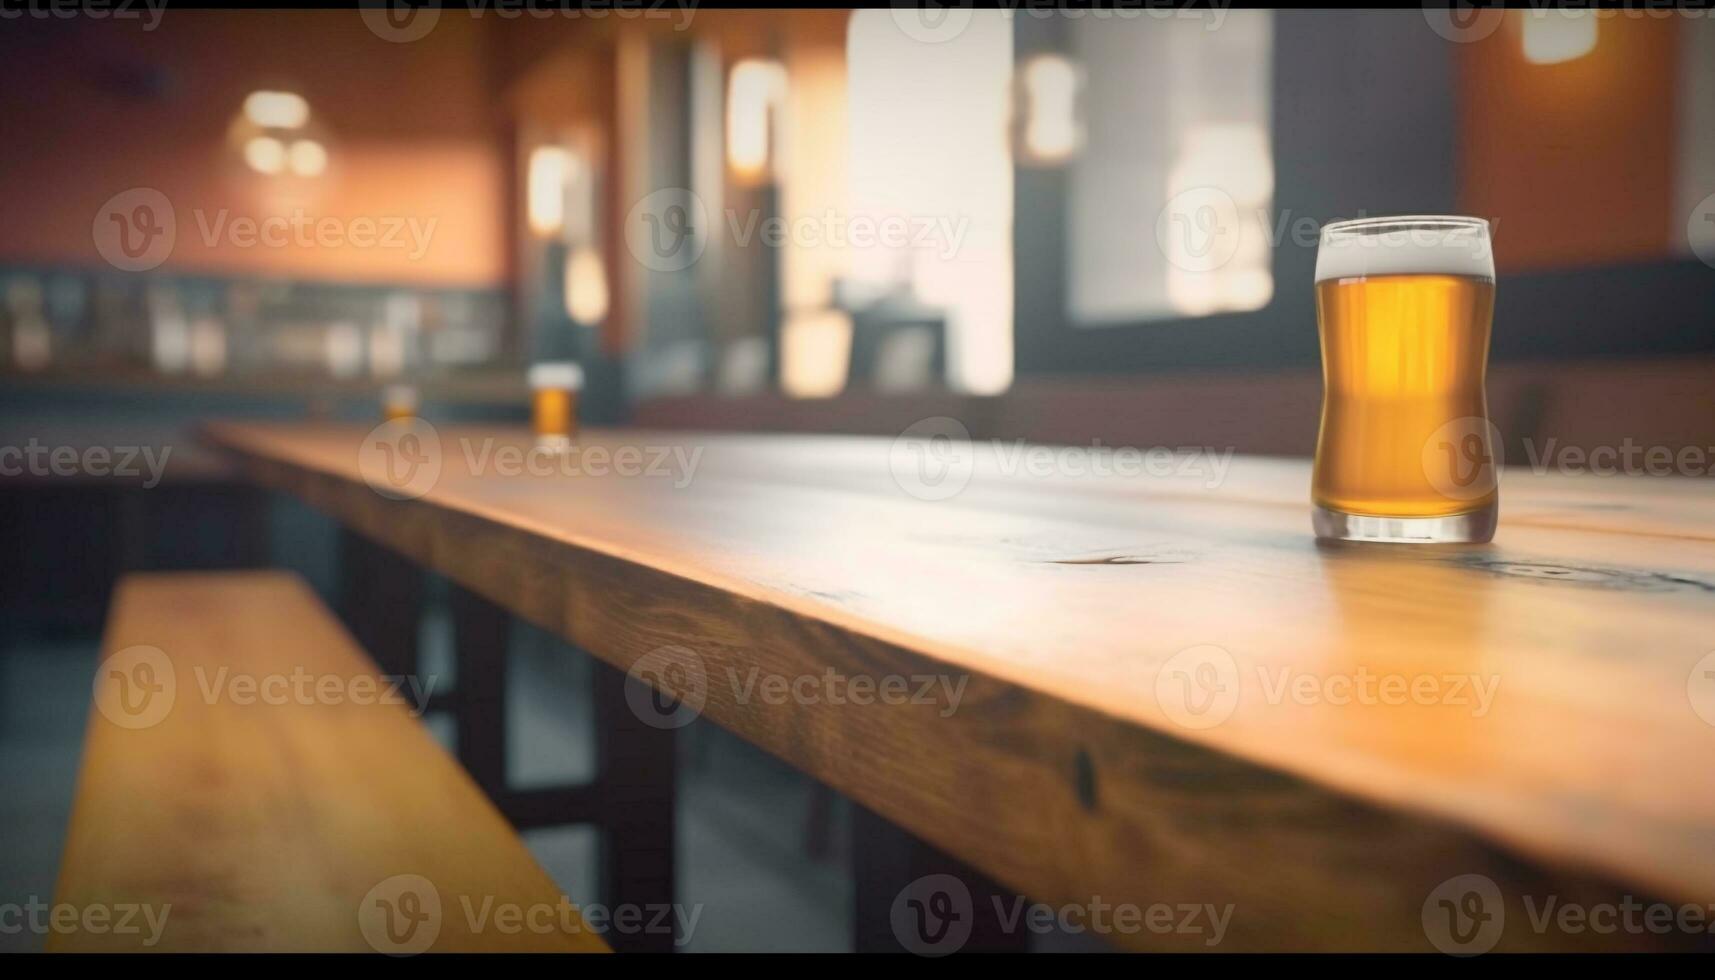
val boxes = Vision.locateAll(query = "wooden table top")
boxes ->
[203,421,1715,951]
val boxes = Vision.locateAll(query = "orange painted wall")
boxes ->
[0,12,510,287]
[1457,13,1680,272]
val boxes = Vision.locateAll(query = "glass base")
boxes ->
[1313,501,1496,544]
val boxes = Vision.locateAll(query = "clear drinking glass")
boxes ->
[1311,216,1498,543]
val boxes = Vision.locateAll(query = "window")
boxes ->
[844,10,1015,394]
[1067,11,1274,324]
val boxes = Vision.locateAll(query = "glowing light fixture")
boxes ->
[1520,9,1598,65]
[287,139,327,177]
[243,90,309,129]
[527,146,575,238]
[1018,54,1082,166]
[564,246,610,325]
[243,135,287,175]
[727,59,788,181]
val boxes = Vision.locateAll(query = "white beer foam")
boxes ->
[528,361,584,390]
[1314,216,1494,283]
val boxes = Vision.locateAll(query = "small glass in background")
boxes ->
[381,383,420,422]
[529,361,583,450]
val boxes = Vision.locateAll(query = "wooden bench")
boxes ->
[49,570,608,953]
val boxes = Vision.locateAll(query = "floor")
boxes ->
[0,612,851,953]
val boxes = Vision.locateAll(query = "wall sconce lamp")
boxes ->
[235,89,326,178]
[1014,54,1083,167]
[726,58,788,183]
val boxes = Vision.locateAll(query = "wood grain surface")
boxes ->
[51,570,608,953]
[202,422,1715,952]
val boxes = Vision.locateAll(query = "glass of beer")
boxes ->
[1312,216,1497,543]
[529,361,584,448]
[381,384,419,422]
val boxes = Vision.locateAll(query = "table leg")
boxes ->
[336,528,424,686]
[449,582,511,796]
[592,659,678,952]
[852,804,1031,953]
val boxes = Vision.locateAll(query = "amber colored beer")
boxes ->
[529,362,583,445]
[382,384,419,422]
[533,388,577,439]
[1311,217,1497,543]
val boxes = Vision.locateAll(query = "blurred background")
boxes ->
[2,6,1713,952]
